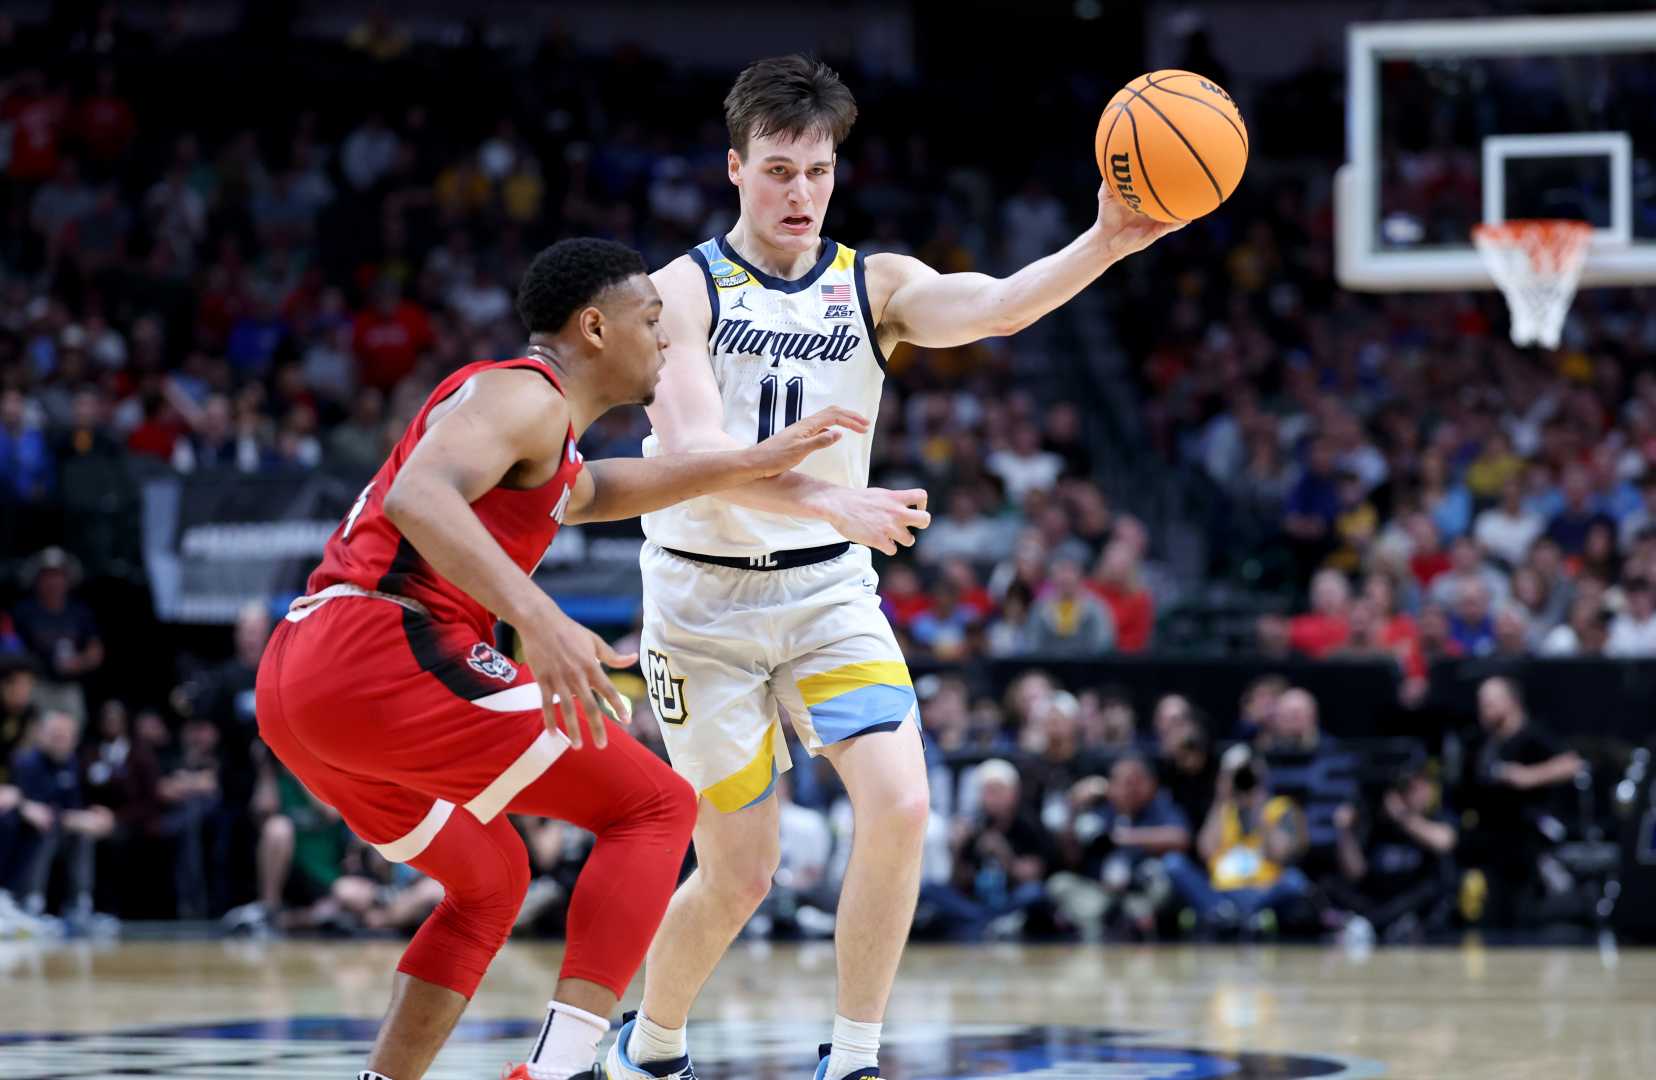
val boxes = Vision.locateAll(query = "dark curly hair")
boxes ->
[516,238,648,336]
[724,54,857,158]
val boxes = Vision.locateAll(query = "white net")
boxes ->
[1472,219,1593,349]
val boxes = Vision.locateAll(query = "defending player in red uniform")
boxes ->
[254,238,865,1080]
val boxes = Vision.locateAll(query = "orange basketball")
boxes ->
[1096,70,1249,224]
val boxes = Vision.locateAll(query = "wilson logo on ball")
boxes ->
[1109,152,1142,211]
[1198,79,1234,103]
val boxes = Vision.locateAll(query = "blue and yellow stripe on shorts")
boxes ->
[703,722,781,814]
[796,660,916,745]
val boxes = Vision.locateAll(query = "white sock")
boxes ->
[628,1012,688,1065]
[526,999,608,1080]
[825,1015,882,1079]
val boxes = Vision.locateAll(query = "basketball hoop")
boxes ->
[1471,219,1592,349]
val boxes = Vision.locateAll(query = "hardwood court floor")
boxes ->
[1,938,1654,1079]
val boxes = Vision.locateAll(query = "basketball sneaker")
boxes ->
[602,1012,698,1080]
[812,1043,881,1080]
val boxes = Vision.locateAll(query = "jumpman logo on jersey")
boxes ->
[730,292,752,312]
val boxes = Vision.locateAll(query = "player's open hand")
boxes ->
[751,406,869,477]
[523,608,638,750]
[824,486,931,556]
[1095,180,1184,258]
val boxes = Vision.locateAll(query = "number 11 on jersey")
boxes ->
[757,374,804,440]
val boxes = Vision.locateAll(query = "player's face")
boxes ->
[603,275,669,407]
[730,131,836,255]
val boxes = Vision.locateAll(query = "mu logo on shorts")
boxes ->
[466,643,518,683]
[644,649,689,725]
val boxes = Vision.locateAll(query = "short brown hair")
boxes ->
[723,54,857,158]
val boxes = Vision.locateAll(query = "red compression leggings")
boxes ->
[397,719,697,998]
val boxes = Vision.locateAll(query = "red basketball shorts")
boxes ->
[255,588,568,862]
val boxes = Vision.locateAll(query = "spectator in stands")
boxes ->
[1,386,55,516]
[1476,478,1545,570]
[877,563,931,635]
[171,600,270,908]
[908,576,980,662]
[11,547,103,721]
[1627,527,1656,585]
[1332,764,1457,944]
[341,112,400,192]
[1235,424,1294,523]
[1617,474,1656,551]
[1258,567,1351,659]
[1282,436,1339,580]
[928,758,1054,940]
[989,534,1049,603]
[1019,690,1100,827]
[1152,694,1219,828]
[11,708,116,930]
[29,157,94,253]
[1546,465,1610,557]
[1026,557,1115,657]
[1579,518,1621,585]
[170,393,244,473]
[1406,513,1452,591]
[2,68,68,185]
[1506,566,1553,639]
[985,580,1035,658]
[1358,573,1426,699]
[1492,602,1532,659]
[326,386,387,476]
[1465,430,1523,504]
[917,485,1019,566]
[1428,536,1510,610]
[224,755,350,936]
[1524,537,1575,629]
[351,277,432,393]
[1328,469,1379,575]
[1447,578,1497,658]
[0,655,40,764]
[1088,541,1153,653]
[1077,688,1138,751]
[1041,402,1092,480]
[1465,676,1583,928]
[1048,754,1189,941]
[1419,447,1472,541]
[1256,686,1321,754]
[1607,577,1656,657]
[1415,603,1462,665]
[1540,591,1611,657]
[987,422,1064,504]
[0,656,54,933]
[1164,747,1310,936]
[1236,675,1286,743]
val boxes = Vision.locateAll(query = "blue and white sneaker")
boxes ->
[812,1044,881,1080]
[602,1012,697,1080]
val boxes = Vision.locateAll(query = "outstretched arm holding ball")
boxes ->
[865,67,1245,354]
[864,183,1181,352]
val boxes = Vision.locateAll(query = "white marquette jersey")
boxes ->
[642,235,887,556]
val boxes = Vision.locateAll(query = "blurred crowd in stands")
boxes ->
[0,4,1629,945]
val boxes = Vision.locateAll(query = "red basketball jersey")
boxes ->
[307,355,583,641]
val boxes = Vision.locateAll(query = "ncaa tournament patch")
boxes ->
[708,258,751,288]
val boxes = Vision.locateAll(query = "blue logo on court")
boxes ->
[0,1019,1384,1079]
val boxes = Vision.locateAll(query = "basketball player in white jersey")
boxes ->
[611,55,1179,1080]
